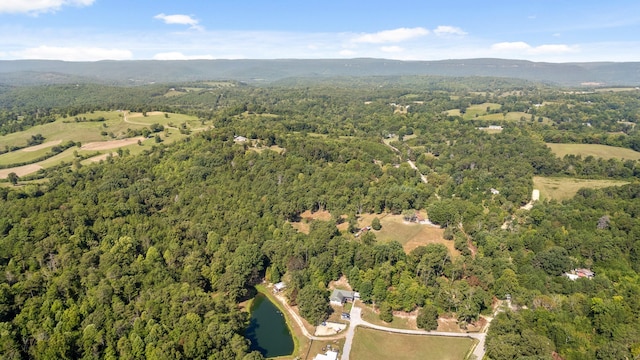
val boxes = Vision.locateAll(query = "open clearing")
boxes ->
[445,104,551,123]
[0,164,43,179]
[290,210,334,234]
[0,110,201,178]
[81,137,145,151]
[533,176,630,201]
[350,327,475,360]
[291,212,455,256]
[546,143,640,161]
[22,140,63,152]
[358,213,456,256]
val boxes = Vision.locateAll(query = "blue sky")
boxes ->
[1,0,639,62]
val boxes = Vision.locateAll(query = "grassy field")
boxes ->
[0,110,203,179]
[445,104,551,124]
[595,87,639,93]
[360,304,416,330]
[350,327,476,360]
[289,212,455,256]
[358,213,457,256]
[533,176,631,201]
[546,143,640,161]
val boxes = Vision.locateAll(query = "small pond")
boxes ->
[245,292,294,358]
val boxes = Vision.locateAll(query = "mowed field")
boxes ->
[546,143,640,161]
[290,212,456,256]
[358,213,456,256]
[533,176,630,201]
[350,327,476,360]
[0,110,203,179]
[445,103,551,123]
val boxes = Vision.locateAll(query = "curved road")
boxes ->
[273,288,488,359]
[341,303,486,360]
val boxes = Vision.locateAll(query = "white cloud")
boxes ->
[154,13,202,30]
[339,49,357,57]
[491,41,577,55]
[0,0,94,14]
[381,46,404,53]
[11,46,132,61]
[153,52,214,60]
[352,27,429,43]
[433,26,467,36]
[530,44,576,54]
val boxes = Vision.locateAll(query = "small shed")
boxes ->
[274,282,286,292]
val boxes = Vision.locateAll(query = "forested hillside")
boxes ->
[2,58,640,86]
[1,78,640,359]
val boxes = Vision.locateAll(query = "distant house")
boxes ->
[313,350,338,360]
[233,135,248,143]
[564,268,595,281]
[490,188,500,195]
[330,289,360,306]
[274,282,286,292]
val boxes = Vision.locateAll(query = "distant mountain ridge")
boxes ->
[1,58,639,86]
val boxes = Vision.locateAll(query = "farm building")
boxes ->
[330,289,360,306]
[564,268,595,281]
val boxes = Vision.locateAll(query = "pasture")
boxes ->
[445,103,551,123]
[533,176,630,201]
[546,143,640,161]
[357,213,456,256]
[0,110,202,179]
[350,327,476,360]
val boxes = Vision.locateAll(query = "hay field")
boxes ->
[533,176,630,201]
[546,143,640,161]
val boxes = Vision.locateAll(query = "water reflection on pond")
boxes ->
[245,292,294,357]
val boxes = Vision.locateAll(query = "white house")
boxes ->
[314,350,338,360]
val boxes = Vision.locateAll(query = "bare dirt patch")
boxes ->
[127,111,164,118]
[0,164,42,179]
[86,153,118,163]
[328,275,353,291]
[81,137,144,151]
[290,210,333,234]
[22,140,62,152]
[314,322,347,336]
[437,316,464,333]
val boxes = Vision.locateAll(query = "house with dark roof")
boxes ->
[330,289,360,306]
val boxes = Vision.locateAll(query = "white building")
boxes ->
[314,350,338,360]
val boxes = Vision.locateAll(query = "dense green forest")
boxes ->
[1,78,640,359]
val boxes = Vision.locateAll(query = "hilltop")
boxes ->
[1,58,640,86]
